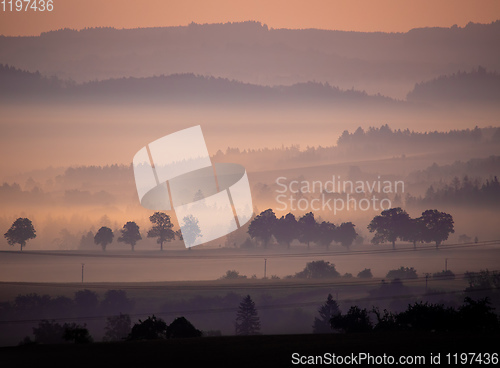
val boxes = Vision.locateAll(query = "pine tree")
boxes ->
[235,295,260,335]
[312,294,340,333]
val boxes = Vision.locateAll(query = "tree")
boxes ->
[316,221,336,249]
[100,289,134,315]
[367,207,411,250]
[167,317,202,338]
[63,323,92,343]
[74,289,99,315]
[32,320,65,344]
[294,260,340,279]
[273,213,298,249]
[357,268,373,279]
[297,212,318,248]
[180,215,202,247]
[335,222,358,248]
[235,295,260,335]
[4,217,36,251]
[147,212,175,251]
[330,306,372,333]
[386,266,418,280]
[401,217,425,250]
[312,294,341,333]
[419,209,455,248]
[129,315,167,340]
[247,209,277,248]
[118,221,142,251]
[104,313,131,341]
[94,226,113,252]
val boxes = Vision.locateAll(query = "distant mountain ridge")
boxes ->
[0,64,394,105]
[1,20,499,98]
[2,63,499,107]
[407,67,500,104]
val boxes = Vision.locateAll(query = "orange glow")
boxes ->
[0,0,499,36]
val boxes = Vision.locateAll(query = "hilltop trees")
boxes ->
[94,226,114,251]
[147,212,175,251]
[367,207,410,249]
[273,213,298,248]
[118,221,142,251]
[419,209,455,248]
[4,217,36,251]
[367,207,454,249]
[247,209,277,248]
[246,209,358,249]
[297,212,318,248]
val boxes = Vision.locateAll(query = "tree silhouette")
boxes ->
[63,323,92,343]
[104,313,131,341]
[94,226,113,251]
[312,294,340,333]
[420,209,455,248]
[335,222,358,248]
[402,217,425,249]
[273,212,298,249]
[357,268,373,279]
[167,316,202,338]
[180,215,202,247]
[298,212,318,248]
[100,289,134,315]
[74,289,99,315]
[235,295,260,335]
[32,320,66,344]
[4,217,36,251]
[330,306,372,333]
[118,221,142,251]
[147,212,175,251]
[367,207,411,250]
[129,315,167,340]
[247,209,277,248]
[294,260,340,279]
[316,221,336,249]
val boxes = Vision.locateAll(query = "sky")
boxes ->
[0,0,499,36]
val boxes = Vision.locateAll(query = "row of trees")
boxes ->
[368,207,454,249]
[246,206,454,250]
[4,211,202,251]
[24,294,259,345]
[2,207,454,251]
[247,210,357,249]
[94,212,177,251]
[312,294,499,334]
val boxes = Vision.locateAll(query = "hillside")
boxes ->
[1,21,500,98]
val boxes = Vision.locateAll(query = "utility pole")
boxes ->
[445,258,448,272]
[264,258,267,279]
[81,263,85,283]
[425,273,430,293]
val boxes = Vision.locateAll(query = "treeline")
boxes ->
[246,206,454,250]
[336,124,489,147]
[407,66,500,103]
[407,155,500,183]
[407,175,500,208]
[247,209,358,249]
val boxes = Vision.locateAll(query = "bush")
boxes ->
[220,270,247,280]
[357,268,373,279]
[432,270,455,280]
[386,266,418,280]
[294,260,340,279]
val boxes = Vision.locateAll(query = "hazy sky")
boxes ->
[0,0,499,36]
